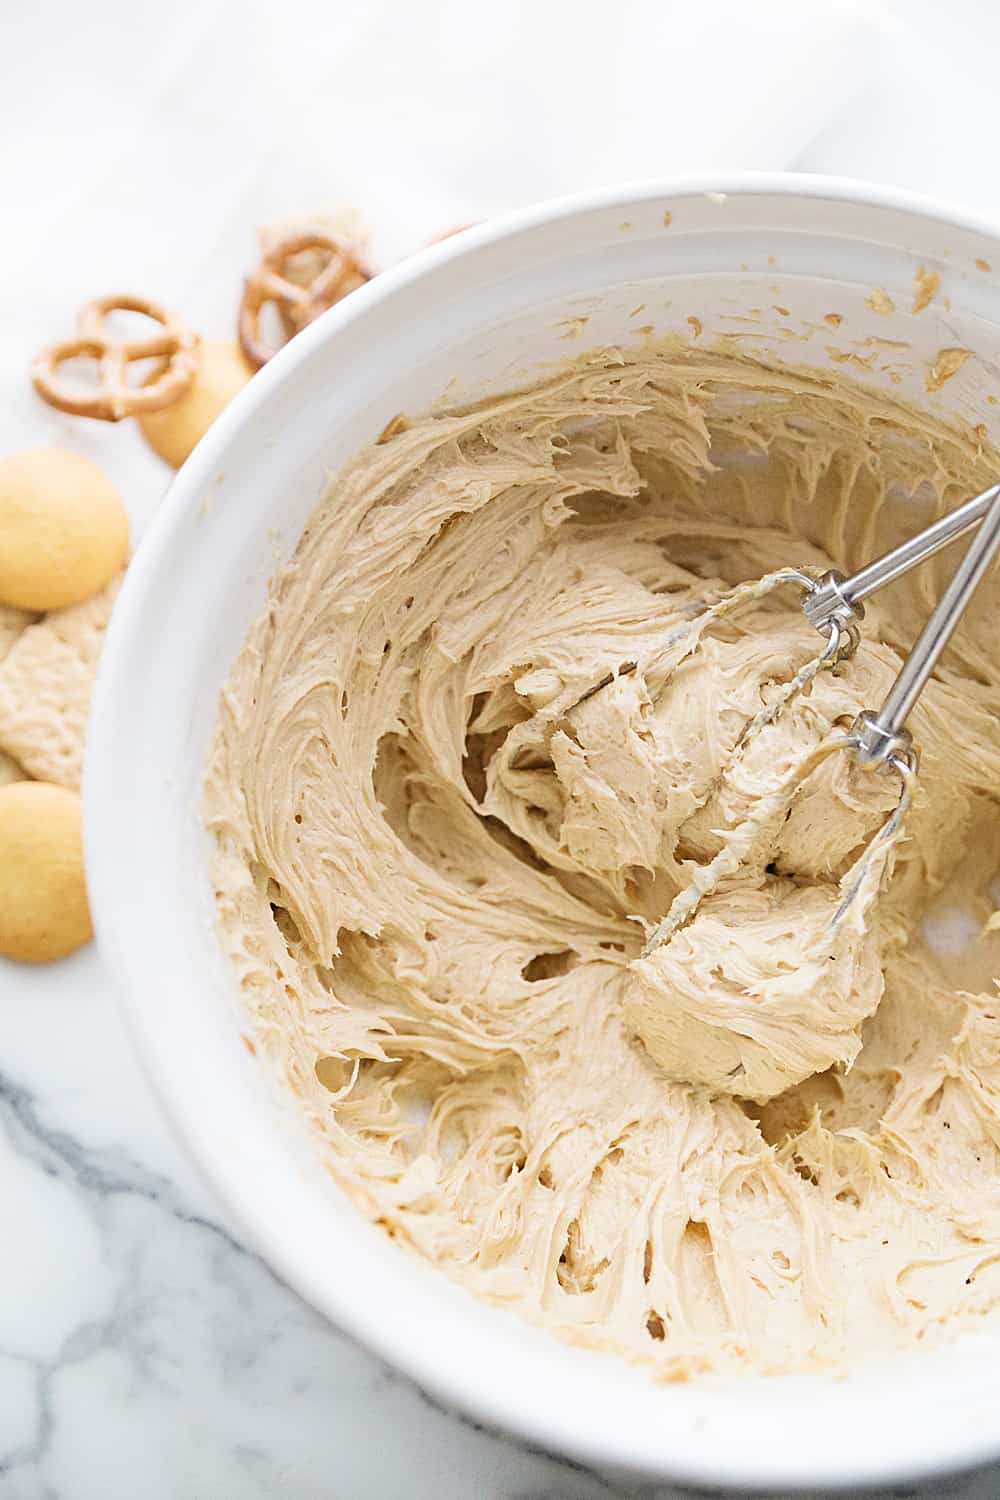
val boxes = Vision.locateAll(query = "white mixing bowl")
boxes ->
[86,175,1000,1492]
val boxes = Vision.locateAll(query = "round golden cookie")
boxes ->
[138,338,254,468]
[0,448,129,611]
[0,782,92,963]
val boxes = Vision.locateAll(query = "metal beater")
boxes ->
[640,480,1000,956]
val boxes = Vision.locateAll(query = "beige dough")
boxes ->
[138,338,253,467]
[207,346,1000,1380]
[0,782,91,962]
[628,879,887,1103]
[0,449,128,611]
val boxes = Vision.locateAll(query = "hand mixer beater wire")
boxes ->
[640,479,1000,957]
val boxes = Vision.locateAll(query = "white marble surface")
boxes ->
[5,2,1000,1496]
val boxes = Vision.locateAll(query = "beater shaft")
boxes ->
[803,481,1000,637]
[849,482,1000,765]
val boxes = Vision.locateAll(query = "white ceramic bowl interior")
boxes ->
[87,176,1000,1492]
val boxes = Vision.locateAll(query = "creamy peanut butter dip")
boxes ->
[206,347,1000,1377]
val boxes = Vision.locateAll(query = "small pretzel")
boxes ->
[32,296,198,422]
[429,223,475,243]
[238,229,371,368]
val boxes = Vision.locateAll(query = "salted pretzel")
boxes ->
[238,228,371,368]
[32,296,198,422]
[429,223,475,243]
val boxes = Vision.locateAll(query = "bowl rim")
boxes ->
[85,170,1000,1492]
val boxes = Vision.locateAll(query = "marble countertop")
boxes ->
[5,2,1000,1495]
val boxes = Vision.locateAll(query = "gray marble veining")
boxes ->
[2,959,1000,1500]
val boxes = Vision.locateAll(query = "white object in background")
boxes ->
[251,0,881,257]
[0,0,878,541]
[2,0,876,274]
[803,2,1000,223]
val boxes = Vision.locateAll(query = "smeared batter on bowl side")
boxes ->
[206,346,1000,1377]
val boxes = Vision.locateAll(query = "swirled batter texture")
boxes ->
[207,348,1000,1377]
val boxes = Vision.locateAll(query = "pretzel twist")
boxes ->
[429,223,475,243]
[238,229,371,368]
[32,296,197,422]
